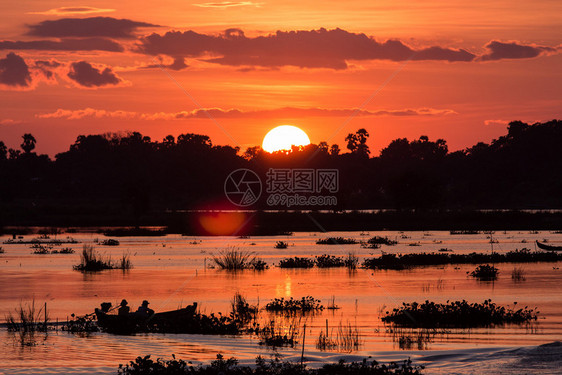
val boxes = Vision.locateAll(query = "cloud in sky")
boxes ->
[0,52,32,88]
[0,38,124,52]
[0,53,127,90]
[484,119,510,126]
[480,40,559,61]
[136,28,476,69]
[0,119,22,125]
[67,61,126,88]
[141,56,188,71]
[37,106,457,120]
[193,2,263,8]
[33,60,62,80]
[28,7,116,16]
[27,17,160,39]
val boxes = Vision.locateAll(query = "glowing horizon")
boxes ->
[0,1,560,156]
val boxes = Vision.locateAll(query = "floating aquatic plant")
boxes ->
[316,237,358,245]
[278,256,315,268]
[382,299,538,328]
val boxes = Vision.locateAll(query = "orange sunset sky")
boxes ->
[0,0,561,156]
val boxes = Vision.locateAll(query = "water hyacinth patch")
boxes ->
[381,299,538,328]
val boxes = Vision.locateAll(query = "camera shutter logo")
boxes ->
[224,169,262,206]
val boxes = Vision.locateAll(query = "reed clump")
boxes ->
[391,328,440,350]
[316,320,362,352]
[118,253,133,270]
[316,237,358,245]
[211,248,265,270]
[5,300,48,332]
[511,267,526,281]
[257,317,301,348]
[230,293,258,326]
[344,252,359,269]
[73,245,113,271]
[382,299,538,328]
[73,245,132,271]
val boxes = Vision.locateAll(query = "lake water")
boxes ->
[1,230,562,374]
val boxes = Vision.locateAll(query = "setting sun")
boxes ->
[262,125,311,153]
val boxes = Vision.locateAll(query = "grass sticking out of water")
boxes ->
[317,320,362,352]
[73,245,132,271]
[382,299,538,328]
[345,252,359,269]
[512,266,526,281]
[390,328,444,350]
[5,300,48,332]
[211,248,259,270]
[5,300,49,346]
[73,245,113,271]
[257,316,301,348]
[230,293,257,326]
[119,253,133,270]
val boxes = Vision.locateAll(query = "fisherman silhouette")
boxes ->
[136,300,154,316]
[118,299,130,316]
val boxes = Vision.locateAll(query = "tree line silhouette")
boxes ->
[0,120,561,226]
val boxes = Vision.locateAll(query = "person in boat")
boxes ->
[118,299,130,316]
[100,302,112,313]
[136,300,154,316]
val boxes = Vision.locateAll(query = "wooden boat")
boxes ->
[95,302,197,334]
[536,240,562,251]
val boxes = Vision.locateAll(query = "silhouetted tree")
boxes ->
[345,129,370,157]
[162,135,175,148]
[329,144,340,156]
[507,120,528,138]
[177,133,212,148]
[318,141,329,154]
[244,146,262,160]
[21,133,36,154]
[8,148,21,160]
[1,119,561,224]
[0,141,6,160]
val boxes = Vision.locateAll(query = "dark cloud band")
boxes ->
[28,17,160,39]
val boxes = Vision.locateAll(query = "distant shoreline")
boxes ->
[2,209,561,235]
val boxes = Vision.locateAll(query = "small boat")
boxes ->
[95,303,197,334]
[536,240,562,251]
